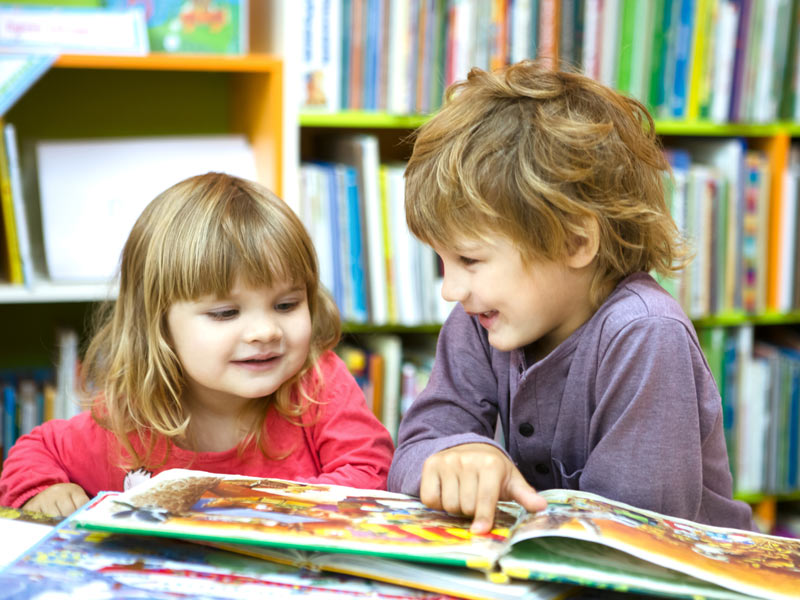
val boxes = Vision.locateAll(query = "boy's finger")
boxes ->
[506,470,548,513]
[458,471,479,517]
[470,474,501,534]
[419,470,443,510]
[438,470,462,515]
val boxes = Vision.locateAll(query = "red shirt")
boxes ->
[0,351,394,508]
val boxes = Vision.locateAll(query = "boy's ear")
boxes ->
[565,215,600,269]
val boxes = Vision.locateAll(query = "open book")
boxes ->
[3,499,484,600]
[73,468,800,600]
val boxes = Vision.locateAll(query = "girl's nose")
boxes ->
[245,314,282,343]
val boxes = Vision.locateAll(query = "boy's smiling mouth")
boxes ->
[476,310,498,329]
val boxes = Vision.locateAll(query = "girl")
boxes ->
[0,172,394,516]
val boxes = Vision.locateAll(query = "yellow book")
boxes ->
[686,0,712,121]
[0,118,23,284]
[378,164,396,323]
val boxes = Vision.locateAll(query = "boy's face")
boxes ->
[433,235,596,359]
[166,276,312,412]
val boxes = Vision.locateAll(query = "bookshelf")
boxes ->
[289,0,800,532]
[0,54,283,388]
[0,52,282,306]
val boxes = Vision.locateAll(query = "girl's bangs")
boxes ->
[162,204,313,302]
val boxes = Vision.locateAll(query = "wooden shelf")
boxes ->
[300,111,430,129]
[343,322,442,335]
[299,112,800,138]
[55,53,281,73]
[692,311,800,328]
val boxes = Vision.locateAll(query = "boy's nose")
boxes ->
[440,272,468,303]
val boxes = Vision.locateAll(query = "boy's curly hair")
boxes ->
[405,60,689,307]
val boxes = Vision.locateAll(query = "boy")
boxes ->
[387,61,754,533]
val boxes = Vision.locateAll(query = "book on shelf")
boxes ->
[331,135,387,324]
[777,144,800,313]
[33,135,257,283]
[106,0,248,55]
[1,122,42,286]
[0,54,55,117]
[0,5,148,55]
[299,161,368,323]
[0,118,22,284]
[1,503,463,600]
[361,333,402,440]
[300,0,342,111]
[73,468,800,600]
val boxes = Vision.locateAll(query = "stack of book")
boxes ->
[2,467,798,599]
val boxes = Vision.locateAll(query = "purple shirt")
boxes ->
[389,272,754,530]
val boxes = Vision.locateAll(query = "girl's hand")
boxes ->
[419,443,548,534]
[22,483,90,517]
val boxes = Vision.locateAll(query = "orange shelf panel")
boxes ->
[54,53,281,73]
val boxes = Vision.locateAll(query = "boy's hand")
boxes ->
[420,443,548,534]
[22,483,90,517]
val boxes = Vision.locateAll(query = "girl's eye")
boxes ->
[208,309,238,320]
[275,301,299,312]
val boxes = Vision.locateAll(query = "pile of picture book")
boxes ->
[1,468,799,600]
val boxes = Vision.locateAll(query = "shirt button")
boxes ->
[535,463,550,475]
[518,422,534,437]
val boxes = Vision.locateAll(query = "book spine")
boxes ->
[729,0,752,121]
[670,0,696,118]
[3,384,16,461]
[3,123,34,286]
[615,0,637,94]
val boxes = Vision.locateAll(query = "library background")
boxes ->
[0,0,798,535]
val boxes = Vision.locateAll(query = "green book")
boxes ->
[648,0,669,112]
[74,468,800,600]
[615,0,638,94]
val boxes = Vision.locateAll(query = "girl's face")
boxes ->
[433,234,596,359]
[166,276,312,413]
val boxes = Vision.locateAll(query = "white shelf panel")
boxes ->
[0,282,117,303]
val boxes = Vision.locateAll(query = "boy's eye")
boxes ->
[207,309,238,320]
[459,256,478,266]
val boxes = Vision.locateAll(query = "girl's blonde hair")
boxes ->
[405,60,689,306]
[81,172,340,469]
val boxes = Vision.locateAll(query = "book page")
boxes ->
[501,489,800,600]
[4,517,452,599]
[0,506,60,568]
[74,469,522,568]
[207,542,571,600]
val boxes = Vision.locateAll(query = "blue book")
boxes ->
[722,330,739,476]
[311,162,344,311]
[670,0,695,117]
[3,383,17,461]
[344,165,368,323]
[777,345,800,490]
[363,0,381,110]
[327,165,344,312]
[788,361,799,489]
